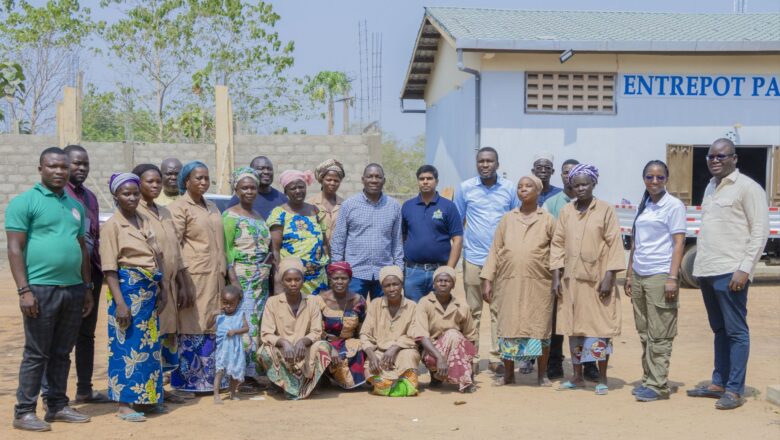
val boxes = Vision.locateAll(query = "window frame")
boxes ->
[524,72,617,115]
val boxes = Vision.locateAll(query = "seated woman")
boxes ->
[314,262,367,389]
[360,266,420,396]
[100,173,166,422]
[481,175,556,387]
[258,257,332,400]
[414,266,478,393]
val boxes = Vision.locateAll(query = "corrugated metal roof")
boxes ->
[400,8,780,100]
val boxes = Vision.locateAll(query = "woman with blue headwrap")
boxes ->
[100,173,166,421]
[167,161,228,393]
[550,164,625,396]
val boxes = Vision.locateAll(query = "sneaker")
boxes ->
[635,387,668,402]
[631,385,647,396]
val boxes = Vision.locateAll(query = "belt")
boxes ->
[405,261,442,271]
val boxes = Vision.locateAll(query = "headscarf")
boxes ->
[327,261,353,278]
[109,172,140,195]
[519,175,543,193]
[433,265,457,283]
[279,169,315,189]
[230,167,259,190]
[379,266,404,284]
[533,151,554,163]
[314,158,345,183]
[131,163,161,179]
[278,257,305,276]
[568,163,599,186]
[177,161,208,195]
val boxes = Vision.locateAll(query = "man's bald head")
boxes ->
[711,138,736,155]
[160,158,183,196]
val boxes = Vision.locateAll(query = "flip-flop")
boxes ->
[715,392,745,410]
[557,381,583,391]
[595,384,609,395]
[116,412,146,422]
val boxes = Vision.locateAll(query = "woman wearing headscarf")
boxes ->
[222,167,272,384]
[360,266,421,396]
[551,164,625,396]
[267,169,329,296]
[259,257,332,400]
[168,161,228,393]
[100,173,165,422]
[481,175,556,387]
[314,261,367,389]
[414,266,478,393]
[307,158,345,232]
[132,164,193,397]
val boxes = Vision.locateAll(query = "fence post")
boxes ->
[57,86,81,147]
[215,85,234,195]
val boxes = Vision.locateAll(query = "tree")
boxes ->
[381,134,425,196]
[304,71,351,135]
[82,83,157,142]
[0,0,94,133]
[0,61,24,123]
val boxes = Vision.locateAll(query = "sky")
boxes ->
[69,0,780,142]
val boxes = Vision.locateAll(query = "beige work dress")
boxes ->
[307,192,344,233]
[260,295,327,376]
[360,297,420,380]
[550,198,625,338]
[413,293,478,343]
[481,207,555,340]
[138,199,185,335]
[99,211,160,273]
[168,193,226,334]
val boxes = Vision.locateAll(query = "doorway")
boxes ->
[691,145,769,205]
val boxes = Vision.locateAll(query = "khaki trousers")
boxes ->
[463,260,499,362]
[631,273,678,396]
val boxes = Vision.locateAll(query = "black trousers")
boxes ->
[549,295,564,365]
[15,284,85,417]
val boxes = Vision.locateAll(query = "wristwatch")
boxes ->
[84,282,94,290]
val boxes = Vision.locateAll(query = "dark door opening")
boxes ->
[692,146,768,205]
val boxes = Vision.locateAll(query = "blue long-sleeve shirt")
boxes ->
[330,192,404,280]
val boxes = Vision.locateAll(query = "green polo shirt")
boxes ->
[5,182,85,286]
[542,191,573,220]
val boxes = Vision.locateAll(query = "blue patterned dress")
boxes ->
[266,207,329,296]
[215,312,247,381]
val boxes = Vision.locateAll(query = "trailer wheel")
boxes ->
[680,244,699,289]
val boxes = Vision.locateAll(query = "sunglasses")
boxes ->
[706,153,736,162]
[644,175,667,182]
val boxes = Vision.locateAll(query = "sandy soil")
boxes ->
[1,269,778,439]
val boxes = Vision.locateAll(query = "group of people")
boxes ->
[7,137,769,432]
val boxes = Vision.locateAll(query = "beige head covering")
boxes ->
[379,266,404,284]
[314,158,345,183]
[278,257,305,276]
[433,265,457,282]
[520,175,543,193]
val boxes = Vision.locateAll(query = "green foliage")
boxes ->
[167,103,214,143]
[0,61,24,122]
[0,0,94,48]
[381,134,425,196]
[82,83,157,142]
[303,71,350,135]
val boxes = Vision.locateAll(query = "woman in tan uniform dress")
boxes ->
[168,161,227,392]
[307,158,345,233]
[481,175,556,386]
[360,266,421,397]
[551,164,625,395]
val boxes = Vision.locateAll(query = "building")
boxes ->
[400,7,780,205]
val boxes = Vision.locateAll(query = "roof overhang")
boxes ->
[400,16,442,101]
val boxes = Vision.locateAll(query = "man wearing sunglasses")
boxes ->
[688,138,769,410]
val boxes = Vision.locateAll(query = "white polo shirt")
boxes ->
[632,192,687,276]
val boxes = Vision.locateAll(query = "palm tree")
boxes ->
[304,71,350,135]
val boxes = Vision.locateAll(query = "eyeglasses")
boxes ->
[705,153,736,162]
[644,175,667,182]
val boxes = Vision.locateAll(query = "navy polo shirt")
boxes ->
[401,192,464,264]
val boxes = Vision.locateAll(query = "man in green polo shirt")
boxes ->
[6,147,93,432]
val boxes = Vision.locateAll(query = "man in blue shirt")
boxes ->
[226,155,287,218]
[532,152,563,206]
[331,163,403,299]
[454,147,520,374]
[401,165,463,302]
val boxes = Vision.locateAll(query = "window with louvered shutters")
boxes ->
[525,72,616,114]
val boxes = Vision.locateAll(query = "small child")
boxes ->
[213,285,249,404]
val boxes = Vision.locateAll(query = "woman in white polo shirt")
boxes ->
[624,160,687,402]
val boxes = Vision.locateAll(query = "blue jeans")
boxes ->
[699,273,750,396]
[349,278,384,300]
[404,265,436,302]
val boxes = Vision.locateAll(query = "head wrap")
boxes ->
[327,261,353,278]
[519,175,543,193]
[433,265,457,283]
[279,169,315,190]
[278,257,305,276]
[314,159,345,183]
[568,163,599,186]
[230,167,259,190]
[109,172,140,195]
[131,163,161,180]
[177,161,208,195]
[533,151,554,164]
[379,266,404,284]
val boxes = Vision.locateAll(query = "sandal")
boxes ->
[687,386,724,399]
[595,384,609,395]
[715,392,745,410]
[116,412,146,422]
[557,381,584,391]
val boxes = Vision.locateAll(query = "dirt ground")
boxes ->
[1,269,778,440]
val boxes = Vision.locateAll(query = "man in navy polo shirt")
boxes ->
[401,165,463,302]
